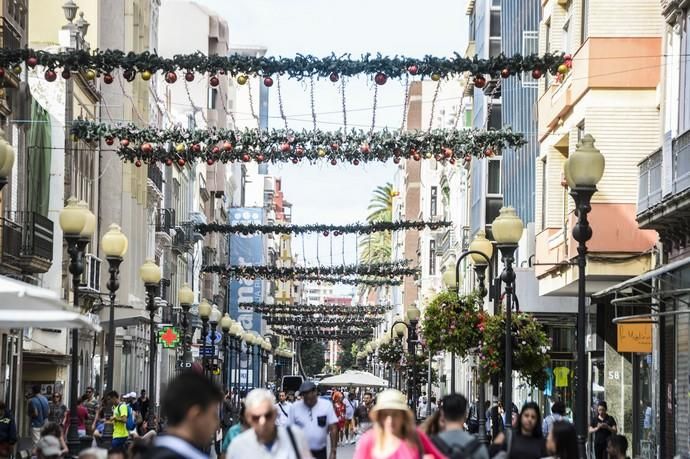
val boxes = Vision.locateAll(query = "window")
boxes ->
[541,158,547,230]
[562,1,572,54]
[469,12,476,42]
[581,0,589,44]
[488,159,502,194]
[489,6,501,58]
[522,31,539,88]
[430,186,438,217]
[488,103,502,130]
[429,240,436,276]
[208,87,218,110]
[680,10,690,133]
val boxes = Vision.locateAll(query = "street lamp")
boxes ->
[178,284,194,352]
[198,299,212,374]
[59,197,95,457]
[406,305,421,409]
[564,134,605,459]
[231,321,244,391]
[0,130,15,190]
[100,223,127,448]
[139,258,161,427]
[492,206,524,437]
[220,313,233,389]
[208,304,222,376]
[260,338,272,387]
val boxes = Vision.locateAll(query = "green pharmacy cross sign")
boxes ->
[158,326,181,349]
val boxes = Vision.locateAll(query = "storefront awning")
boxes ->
[0,275,101,331]
[592,256,690,299]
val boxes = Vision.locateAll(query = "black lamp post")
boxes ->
[100,223,128,448]
[392,306,420,408]
[444,228,495,446]
[208,304,222,377]
[178,284,194,353]
[564,134,605,459]
[220,314,233,389]
[245,334,256,388]
[492,207,524,438]
[140,259,162,429]
[60,197,95,457]
[198,300,211,375]
[0,129,15,191]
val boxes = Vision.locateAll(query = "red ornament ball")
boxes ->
[374,72,387,85]
[134,160,142,167]
[207,158,215,166]
[0,68,5,78]
[464,154,472,163]
[263,77,274,87]
[407,65,419,75]
[103,73,115,84]
[330,143,339,151]
[323,231,329,236]
[393,156,401,164]
[449,158,456,165]
[500,68,511,79]
[26,56,38,68]
[165,158,173,166]
[296,146,305,157]
[177,158,186,167]
[531,69,543,80]
[353,159,360,166]
[242,154,251,162]
[256,154,265,163]
[223,141,233,152]
[329,72,339,82]
[44,70,57,82]
[291,158,299,164]
[474,75,487,88]
[563,53,573,61]
[443,148,453,158]
[120,139,130,147]
[280,142,291,153]
[330,159,337,166]
[165,72,177,84]
[141,143,153,154]
[212,146,220,154]
[192,144,202,153]
[185,72,195,82]
[360,144,370,154]
[413,153,421,161]
[105,137,114,146]
[210,76,220,87]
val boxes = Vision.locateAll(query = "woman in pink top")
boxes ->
[353,389,446,459]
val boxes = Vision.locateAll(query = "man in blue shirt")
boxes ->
[28,385,49,448]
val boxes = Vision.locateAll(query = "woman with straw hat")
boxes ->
[353,389,445,459]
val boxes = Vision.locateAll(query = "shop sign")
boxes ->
[616,323,652,353]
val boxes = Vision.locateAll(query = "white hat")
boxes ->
[125,392,137,399]
[37,435,62,457]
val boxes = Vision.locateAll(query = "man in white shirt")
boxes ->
[343,393,356,445]
[229,388,312,459]
[275,390,292,427]
[288,382,338,459]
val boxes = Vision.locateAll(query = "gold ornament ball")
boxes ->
[237,74,248,85]
[85,69,97,80]
[557,64,569,75]
[317,148,326,157]
[425,152,433,159]
[141,70,153,81]
[431,73,441,82]
[12,65,21,75]
[175,143,186,153]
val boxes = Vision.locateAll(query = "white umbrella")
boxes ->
[0,309,101,331]
[0,275,67,310]
[319,370,388,387]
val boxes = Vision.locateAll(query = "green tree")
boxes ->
[336,338,366,371]
[366,183,394,223]
[359,183,394,272]
[300,341,326,377]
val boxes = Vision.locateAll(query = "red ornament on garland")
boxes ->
[464,154,472,163]
[0,68,5,79]
[207,158,215,166]
[474,74,487,88]
[165,72,177,84]
[165,158,173,166]
[134,160,142,167]
[563,53,573,61]
[393,156,401,164]
[263,76,274,87]
[413,153,421,161]
[185,72,195,82]
[329,72,339,82]
[449,158,456,165]
[177,158,186,167]
[123,69,136,82]
[407,65,419,75]
[223,141,233,152]
[242,154,251,162]
[531,68,543,80]
[26,56,38,68]
[280,142,291,153]
[374,72,387,85]
[323,231,329,236]
[209,76,220,87]
[291,158,299,164]
[330,158,338,166]
[105,137,114,146]
[353,159,360,166]
[330,143,339,151]
[120,139,130,147]
[256,154,265,163]
[141,143,153,154]
[103,73,114,84]
[44,70,57,82]
[360,144,370,154]
[500,68,511,79]
[443,147,453,158]
[212,146,220,154]
[192,144,202,153]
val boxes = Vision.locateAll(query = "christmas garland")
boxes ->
[201,262,418,278]
[270,326,374,341]
[264,317,383,327]
[70,121,525,165]
[196,220,451,236]
[1,48,566,81]
[478,312,551,389]
[421,290,483,358]
[297,275,402,286]
[245,303,392,315]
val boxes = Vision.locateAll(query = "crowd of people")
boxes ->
[10,374,635,459]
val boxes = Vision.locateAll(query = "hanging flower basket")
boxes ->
[421,290,483,357]
[378,339,404,365]
[478,312,551,389]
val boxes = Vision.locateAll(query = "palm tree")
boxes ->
[366,183,394,223]
[359,183,394,264]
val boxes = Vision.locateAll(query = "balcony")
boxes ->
[155,208,175,247]
[206,162,227,197]
[172,222,196,254]
[147,165,164,202]
[637,130,690,243]
[1,212,54,274]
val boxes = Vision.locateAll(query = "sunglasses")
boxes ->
[249,411,276,424]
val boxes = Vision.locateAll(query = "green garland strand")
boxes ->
[245,303,392,315]
[270,327,374,341]
[201,262,417,278]
[71,121,524,165]
[1,48,565,80]
[265,317,383,327]
[296,275,402,286]
[196,220,450,236]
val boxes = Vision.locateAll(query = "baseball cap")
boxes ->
[298,381,316,393]
[37,435,62,457]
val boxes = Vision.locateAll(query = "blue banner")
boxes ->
[227,208,264,388]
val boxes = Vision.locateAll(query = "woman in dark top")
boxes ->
[508,402,547,459]
[589,401,617,459]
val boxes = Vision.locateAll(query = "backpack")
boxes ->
[431,434,481,459]
[120,403,136,431]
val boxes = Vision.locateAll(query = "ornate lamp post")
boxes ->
[406,305,421,409]
[178,284,194,352]
[59,197,95,457]
[0,130,15,190]
[492,207,524,437]
[198,300,212,374]
[220,313,233,389]
[244,333,256,388]
[208,304,222,376]
[260,338,272,387]
[100,223,128,448]
[564,134,605,459]
[140,258,162,428]
[231,321,244,391]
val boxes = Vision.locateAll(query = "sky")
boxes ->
[195,0,467,269]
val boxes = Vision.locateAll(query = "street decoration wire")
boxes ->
[264,317,385,326]
[196,220,450,235]
[244,303,392,315]
[0,49,566,81]
[70,121,524,165]
[295,275,403,286]
[201,261,418,279]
